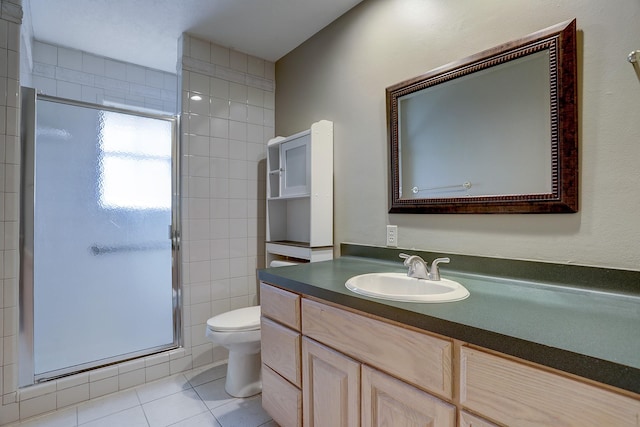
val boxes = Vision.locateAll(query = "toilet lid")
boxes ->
[207,306,261,332]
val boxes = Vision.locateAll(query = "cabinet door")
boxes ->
[460,346,640,427]
[302,337,360,427]
[362,366,455,427]
[280,135,310,197]
[262,364,302,427]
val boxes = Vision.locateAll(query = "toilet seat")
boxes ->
[207,306,261,332]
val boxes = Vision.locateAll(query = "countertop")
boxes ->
[258,255,640,395]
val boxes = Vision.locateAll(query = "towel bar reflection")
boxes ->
[90,242,167,255]
[412,181,472,195]
[628,50,640,81]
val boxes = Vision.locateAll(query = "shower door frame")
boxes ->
[19,87,182,386]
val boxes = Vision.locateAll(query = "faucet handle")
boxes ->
[429,257,450,281]
[399,253,425,266]
[399,253,429,279]
[399,253,418,266]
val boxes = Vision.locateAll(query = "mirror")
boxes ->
[387,19,578,213]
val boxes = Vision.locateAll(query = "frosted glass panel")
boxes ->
[98,112,172,210]
[33,100,175,375]
[281,135,310,196]
[285,145,307,188]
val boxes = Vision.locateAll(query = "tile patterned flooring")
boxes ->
[8,364,277,427]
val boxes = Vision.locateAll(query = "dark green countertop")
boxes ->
[258,254,640,395]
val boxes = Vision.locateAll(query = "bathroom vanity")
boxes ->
[258,245,640,427]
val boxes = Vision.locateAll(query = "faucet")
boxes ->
[399,253,450,281]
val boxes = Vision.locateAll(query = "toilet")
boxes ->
[205,305,262,397]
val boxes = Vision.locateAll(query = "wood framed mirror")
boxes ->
[387,19,578,213]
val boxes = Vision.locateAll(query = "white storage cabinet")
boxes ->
[266,120,333,264]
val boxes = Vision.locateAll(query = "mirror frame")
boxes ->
[386,19,578,214]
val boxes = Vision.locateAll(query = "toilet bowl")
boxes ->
[206,305,262,398]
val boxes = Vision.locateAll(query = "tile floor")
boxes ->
[7,364,277,427]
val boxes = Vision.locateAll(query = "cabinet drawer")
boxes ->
[260,282,301,330]
[302,299,453,399]
[261,316,301,387]
[459,411,499,427]
[460,346,640,427]
[262,364,302,427]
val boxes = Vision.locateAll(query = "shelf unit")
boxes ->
[266,120,333,265]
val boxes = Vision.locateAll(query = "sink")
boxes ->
[345,272,470,303]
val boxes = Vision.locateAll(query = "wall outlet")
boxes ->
[386,225,398,247]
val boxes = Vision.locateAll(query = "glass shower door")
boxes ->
[21,89,179,382]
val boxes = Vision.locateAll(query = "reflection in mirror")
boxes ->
[387,20,578,213]
[400,51,552,199]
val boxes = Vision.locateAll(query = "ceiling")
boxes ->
[25,0,363,73]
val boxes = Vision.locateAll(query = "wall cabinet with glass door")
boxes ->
[266,120,333,264]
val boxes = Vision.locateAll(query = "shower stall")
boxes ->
[19,87,180,385]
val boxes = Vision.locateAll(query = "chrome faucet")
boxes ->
[399,253,450,281]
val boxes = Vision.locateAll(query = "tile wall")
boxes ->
[178,33,272,367]
[0,5,273,422]
[29,40,177,114]
[1,0,22,423]
[0,10,185,421]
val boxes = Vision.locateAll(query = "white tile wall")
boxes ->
[1,4,273,421]
[179,34,273,368]
[1,0,22,422]
[4,346,195,424]
[0,23,184,423]
[30,41,177,114]
[1,10,272,427]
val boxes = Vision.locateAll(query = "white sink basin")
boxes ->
[345,272,470,303]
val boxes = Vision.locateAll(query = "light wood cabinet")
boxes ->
[362,365,455,427]
[260,282,640,426]
[262,364,302,427]
[302,337,360,427]
[302,298,456,427]
[260,282,301,330]
[458,411,499,427]
[302,298,453,399]
[261,317,301,387]
[459,346,640,427]
[301,330,455,427]
[260,283,302,427]
[261,283,455,426]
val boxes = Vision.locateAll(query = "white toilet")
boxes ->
[205,305,262,398]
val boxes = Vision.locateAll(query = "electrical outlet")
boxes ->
[386,225,398,247]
